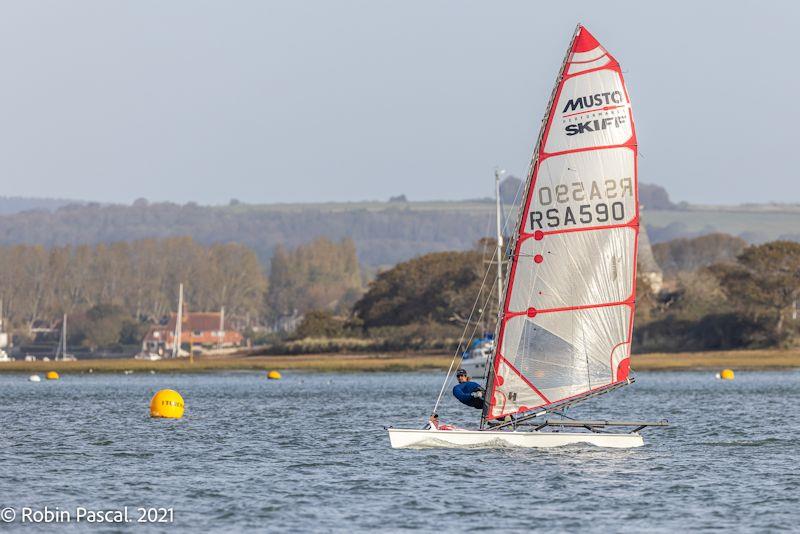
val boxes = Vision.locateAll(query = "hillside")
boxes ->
[0,196,83,215]
[0,200,495,268]
[645,204,800,244]
[1,197,799,268]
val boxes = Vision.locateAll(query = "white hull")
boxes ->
[460,357,488,380]
[387,428,644,449]
[135,352,162,361]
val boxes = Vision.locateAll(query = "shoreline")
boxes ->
[0,349,799,374]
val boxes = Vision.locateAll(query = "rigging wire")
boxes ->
[431,275,498,416]
[430,176,525,417]
[431,250,497,416]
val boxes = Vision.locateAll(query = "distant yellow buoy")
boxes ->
[46,371,60,380]
[267,370,282,380]
[720,369,735,380]
[149,389,185,419]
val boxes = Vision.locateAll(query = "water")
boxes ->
[0,370,798,532]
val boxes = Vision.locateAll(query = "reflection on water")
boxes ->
[0,370,798,532]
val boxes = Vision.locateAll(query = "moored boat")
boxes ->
[55,314,77,361]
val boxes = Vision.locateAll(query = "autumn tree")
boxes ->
[0,238,268,337]
[265,238,362,327]
[653,233,747,276]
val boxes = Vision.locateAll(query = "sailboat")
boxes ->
[55,314,77,361]
[173,283,185,358]
[0,299,11,362]
[388,24,667,449]
[136,283,186,360]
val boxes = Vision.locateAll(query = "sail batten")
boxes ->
[483,25,639,421]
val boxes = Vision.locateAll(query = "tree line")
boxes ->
[0,236,361,349]
[3,227,796,354]
[285,233,800,354]
[637,238,800,350]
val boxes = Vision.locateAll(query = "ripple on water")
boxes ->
[0,370,798,532]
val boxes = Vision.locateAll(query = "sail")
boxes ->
[484,25,638,420]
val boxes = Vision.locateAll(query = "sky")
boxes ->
[0,1,798,205]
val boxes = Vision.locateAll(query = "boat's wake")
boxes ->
[404,437,518,449]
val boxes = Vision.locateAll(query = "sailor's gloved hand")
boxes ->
[471,390,484,399]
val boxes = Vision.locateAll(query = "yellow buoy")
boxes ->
[267,370,282,380]
[149,389,185,419]
[720,369,735,380]
[46,371,60,380]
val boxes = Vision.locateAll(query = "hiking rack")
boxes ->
[525,419,670,433]
[482,378,637,431]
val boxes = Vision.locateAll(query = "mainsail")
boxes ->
[483,25,639,421]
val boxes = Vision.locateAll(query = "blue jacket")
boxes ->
[453,381,484,409]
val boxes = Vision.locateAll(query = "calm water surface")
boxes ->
[0,370,798,532]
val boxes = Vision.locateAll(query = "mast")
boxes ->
[481,26,581,429]
[173,283,184,358]
[494,168,505,317]
[62,313,67,358]
[218,306,225,351]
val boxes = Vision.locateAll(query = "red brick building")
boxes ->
[141,311,243,357]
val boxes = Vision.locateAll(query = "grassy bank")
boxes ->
[0,353,454,374]
[1,349,799,374]
[631,349,800,371]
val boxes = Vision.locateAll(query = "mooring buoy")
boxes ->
[149,389,185,419]
[720,369,735,380]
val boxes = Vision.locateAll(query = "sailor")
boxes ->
[426,413,455,431]
[452,369,485,409]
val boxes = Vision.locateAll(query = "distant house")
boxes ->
[141,311,243,357]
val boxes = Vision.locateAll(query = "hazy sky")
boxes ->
[1,1,797,205]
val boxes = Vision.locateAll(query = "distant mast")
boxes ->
[173,283,184,358]
[494,168,505,315]
[482,25,639,425]
[62,313,67,358]
[218,306,225,350]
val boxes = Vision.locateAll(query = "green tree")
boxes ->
[70,304,130,350]
[352,249,490,328]
[710,241,800,344]
[290,310,345,340]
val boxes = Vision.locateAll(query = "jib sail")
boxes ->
[484,25,639,421]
